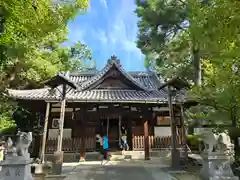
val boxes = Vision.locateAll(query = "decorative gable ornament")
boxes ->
[108,55,121,67]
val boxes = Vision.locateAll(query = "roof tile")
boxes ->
[7,57,188,103]
[7,88,168,103]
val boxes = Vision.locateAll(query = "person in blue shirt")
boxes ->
[103,135,109,160]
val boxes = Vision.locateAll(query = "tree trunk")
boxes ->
[1,62,23,89]
[231,104,239,158]
[192,47,202,85]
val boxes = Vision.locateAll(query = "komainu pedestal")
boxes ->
[0,155,33,180]
[199,129,239,180]
[200,152,238,180]
[0,132,33,180]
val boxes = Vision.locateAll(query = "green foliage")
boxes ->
[187,133,201,147]
[189,59,240,124]
[0,0,90,89]
[135,0,196,82]
[136,0,240,127]
[0,92,17,133]
[67,41,93,71]
[0,116,16,133]
[0,0,91,132]
[13,107,43,134]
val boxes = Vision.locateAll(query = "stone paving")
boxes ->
[62,159,177,180]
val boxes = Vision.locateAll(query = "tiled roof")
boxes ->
[7,88,168,103]
[67,71,159,89]
[64,56,150,91]
[7,56,176,103]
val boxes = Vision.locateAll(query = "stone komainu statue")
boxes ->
[16,132,32,158]
[200,129,219,153]
[6,132,32,159]
[200,129,234,154]
[217,131,234,155]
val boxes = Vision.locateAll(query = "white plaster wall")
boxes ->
[194,127,212,134]
[48,128,72,139]
[154,127,171,136]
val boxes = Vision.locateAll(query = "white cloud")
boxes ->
[92,0,142,60]
[100,0,108,9]
[111,1,142,59]
[67,0,144,69]
[68,26,86,44]
[91,29,108,44]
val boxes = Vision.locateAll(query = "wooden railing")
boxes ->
[132,135,181,150]
[44,135,181,153]
[45,137,95,153]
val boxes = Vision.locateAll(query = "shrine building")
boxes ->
[7,56,190,161]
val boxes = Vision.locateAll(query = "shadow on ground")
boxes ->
[62,159,176,180]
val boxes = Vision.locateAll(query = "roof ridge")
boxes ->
[81,89,152,92]
[7,87,50,92]
[78,56,149,91]
[68,71,153,75]
[129,72,153,76]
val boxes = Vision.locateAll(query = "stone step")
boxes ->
[108,151,122,155]
[44,150,173,162]
[109,155,128,161]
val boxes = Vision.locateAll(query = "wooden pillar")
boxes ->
[175,112,182,144]
[127,116,132,150]
[144,119,150,160]
[53,84,66,175]
[72,107,76,120]
[57,84,67,151]
[118,115,122,147]
[167,85,180,169]
[150,108,154,136]
[178,110,184,145]
[180,104,188,162]
[79,107,86,161]
[40,102,51,163]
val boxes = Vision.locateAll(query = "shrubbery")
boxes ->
[187,133,203,151]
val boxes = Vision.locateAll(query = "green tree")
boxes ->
[67,41,93,71]
[135,0,221,85]
[0,0,91,132]
[136,0,240,152]
[187,0,240,124]
[135,0,198,83]
[136,0,240,119]
[185,0,240,153]
[0,0,89,89]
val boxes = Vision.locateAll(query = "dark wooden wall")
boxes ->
[47,110,155,138]
[46,103,183,140]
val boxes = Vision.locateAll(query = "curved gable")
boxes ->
[79,56,149,91]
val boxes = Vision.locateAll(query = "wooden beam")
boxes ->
[167,85,180,169]
[52,84,66,175]
[79,107,86,161]
[40,102,51,163]
[180,104,188,163]
[126,115,133,150]
[86,110,146,117]
[150,108,154,136]
[168,86,177,151]
[57,84,67,151]
[144,119,150,160]
[72,107,76,120]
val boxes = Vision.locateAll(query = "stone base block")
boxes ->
[210,176,239,180]
[171,149,180,169]
[45,175,66,180]
[52,151,63,175]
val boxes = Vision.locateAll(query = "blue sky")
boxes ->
[64,0,146,71]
